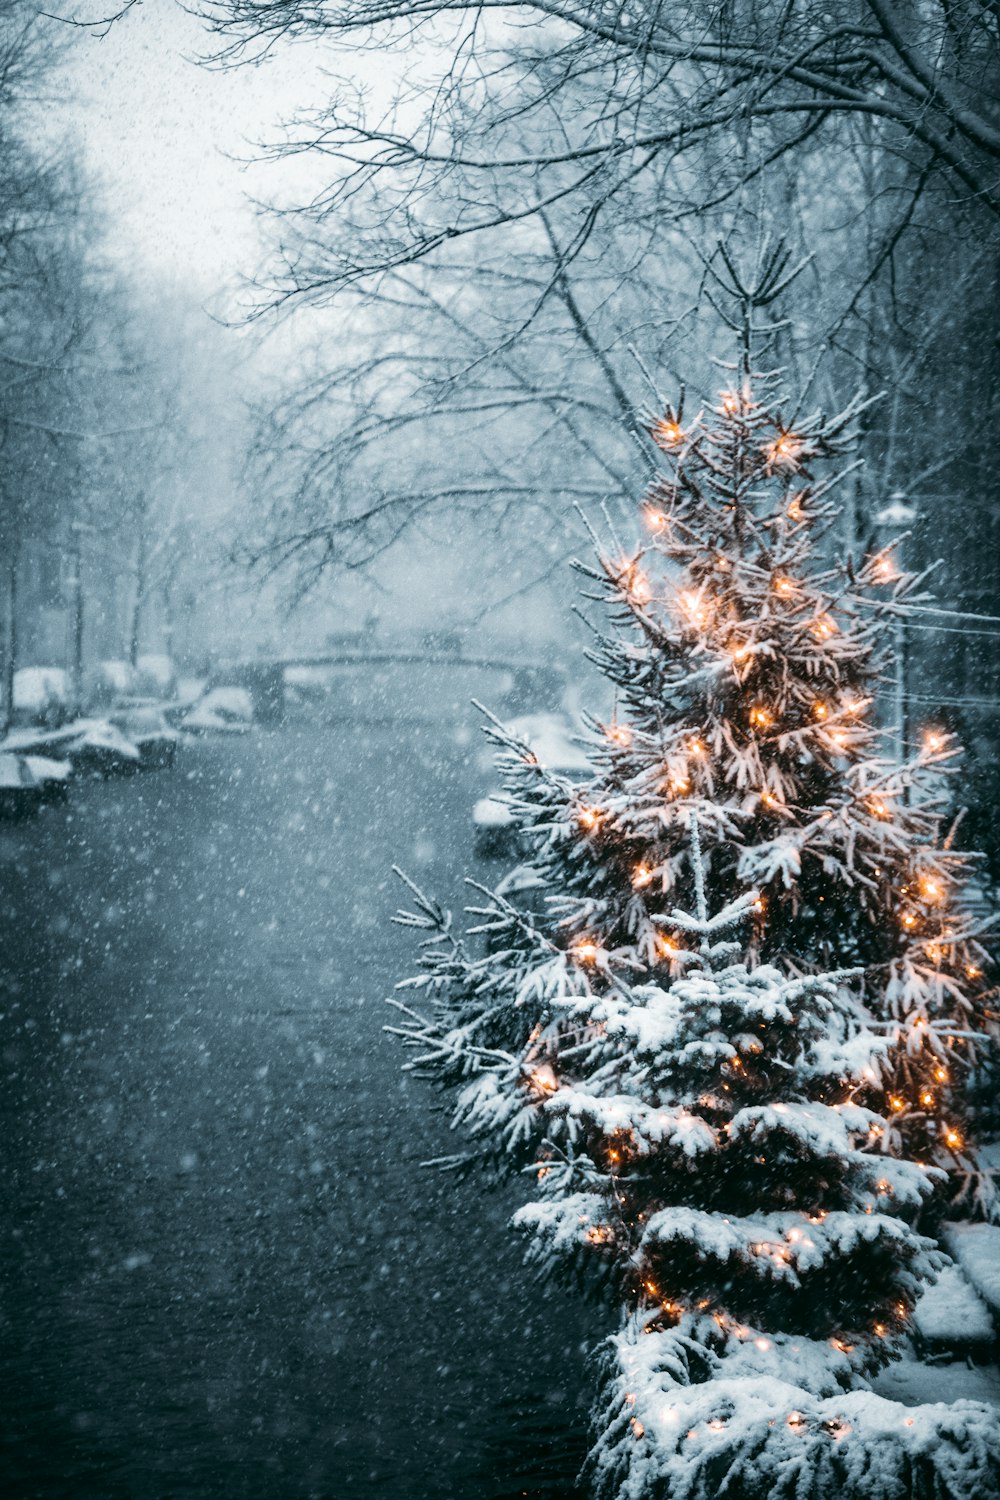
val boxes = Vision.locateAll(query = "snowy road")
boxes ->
[0,719,592,1499]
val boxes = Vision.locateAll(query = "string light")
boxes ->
[688,736,707,755]
[871,554,899,584]
[945,1128,963,1150]
[579,806,602,831]
[765,432,801,468]
[811,614,837,641]
[812,700,829,720]
[573,940,600,964]
[788,495,805,521]
[966,964,981,980]
[889,1095,906,1113]
[934,1065,949,1083]
[900,912,918,931]
[773,575,797,598]
[918,874,945,903]
[632,864,654,889]
[644,506,667,531]
[720,391,740,415]
[676,589,711,629]
[922,727,948,754]
[748,705,772,730]
[653,417,685,448]
[787,1412,806,1431]
[607,723,631,747]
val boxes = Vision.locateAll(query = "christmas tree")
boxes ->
[393,815,999,1497]
[390,282,999,1493]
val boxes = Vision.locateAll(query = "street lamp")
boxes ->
[873,490,917,758]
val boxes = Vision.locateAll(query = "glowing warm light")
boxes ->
[573,941,600,964]
[759,789,778,809]
[788,495,805,521]
[876,1179,892,1195]
[669,774,691,795]
[887,1094,906,1113]
[765,432,801,467]
[924,943,943,963]
[748,705,772,730]
[919,874,945,903]
[920,1091,935,1108]
[787,1412,806,1431]
[657,936,680,960]
[688,736,707,755]
[720,391,740,415]
[632,1418,645,1439]
[685,1429,699,1441]
[607,723,631,747]
[830,1338,852,1353]
[653,417,685,448]
[829,728,850,751]
[529,1064,558,1096]
[844,697,866,716]
[871,553,899,584]
[707,1418,726,1432]
[922,727,948,754]
[900,912,917,930]
[586,1224,615,1246]
[935,1066,949,1083]
[753,896,766,914]
[812,700,829,721]
[945,1128,963,1150]
[632,864,654,889]
[868,797,891,820]
[773,575,797,598]
[966,964,981,980]
[754,1337,772,1352]
[811,614,837,641]
[644,506,667,531]
[731,642,753,663]
[874,1323,887,1337]
[578,806,602,831]
[676,589,711,629]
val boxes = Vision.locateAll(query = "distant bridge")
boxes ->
[211,648,568,722]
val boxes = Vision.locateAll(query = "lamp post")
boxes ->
[873,490,917,760]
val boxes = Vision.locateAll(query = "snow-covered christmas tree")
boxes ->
[390,267,999,1494]
[393,812,999,1497]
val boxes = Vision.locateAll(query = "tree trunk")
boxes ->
[128,525,146,670]
[1,542,19,734]
[69,525,85,713]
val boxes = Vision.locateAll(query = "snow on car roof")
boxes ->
[502,713,592,773]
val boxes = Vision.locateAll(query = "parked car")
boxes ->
[0,753,43,818]
[24,755,72,804]
[473,712,592,858]
[181,685,254,734]
[3,719,141,778]
[108,706,180,769]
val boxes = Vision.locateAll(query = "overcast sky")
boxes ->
[57,1,324,302]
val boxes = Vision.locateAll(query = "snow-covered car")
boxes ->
[473,712,592,857]
[0,753,43,817]
[24,754,72,804]
[13,665,69,722]
[181,685,254,734]
[108,706,179,769]
[3,719,142,778]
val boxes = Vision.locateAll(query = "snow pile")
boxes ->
[943,1222,1000,1318]
[912,1261,995,1345]
[587,1316,1000,1500]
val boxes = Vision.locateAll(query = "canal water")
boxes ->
[0,716,595,1499]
